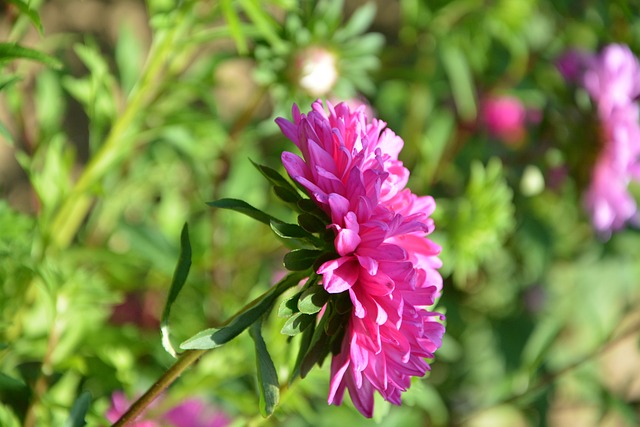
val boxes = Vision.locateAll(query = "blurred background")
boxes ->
[1,0,640,426]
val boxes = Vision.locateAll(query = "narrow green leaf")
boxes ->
[0,75,21,92]
[298,285,329,315]
[0,122,14,146]
[334,2,376,41]
[290,320,315,381]
[238,0,286,52]
[220,0,248,55]
[181,272,306,350]
[270,221,312,240]
[207,198,281,226]
[161,223,192,358]
[0,43,62,69]
[250,159,296,190]
[281,312,315,336]
[300,313,331,378]
[283,249,322,271]
[249,320,280,417]
[64,391,91,427]
[440,41,476,121]
[7,0,44,34]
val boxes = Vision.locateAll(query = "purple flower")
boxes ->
[480,95,527,143]
[105,392,230,427]
[559,44,640,234]
[276,100,444,417]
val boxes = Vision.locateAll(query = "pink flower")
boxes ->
[276,100,444,417]
[105,392,230,427]
[559,44,640,234]
[480,95,527,144]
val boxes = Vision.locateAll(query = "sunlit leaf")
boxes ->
[181,272,306,350]
[297,284,328,315]
[281,312,314,336]
[283,249,322,271]
[249,320,280,417]
[207,198,281,226]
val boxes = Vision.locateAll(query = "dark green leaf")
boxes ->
[249,320,279,417]
[0,43,62,69]
[283,249,322,271]
[161,223,192,357]
[64,391,91,427]
[300,313,331,378]
[270,221,311,240]
[290,320,315,381]
[298,284,329,315]
[297,213,327,233]
[297,199,322,214]
[273,186,302,204]
[181,272,306,350]
[250,159,295,190]
[0,373,27,393]
[281,312,314,336]
[7,0,44,34]
[207,198,281,226]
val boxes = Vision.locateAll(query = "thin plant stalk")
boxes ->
[112,349,206,427]
[48,6,192,250]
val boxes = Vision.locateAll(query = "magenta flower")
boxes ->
[558,44,640,234]
[276,100,444,417]
[480,95,527,144]
[106,392,230,427]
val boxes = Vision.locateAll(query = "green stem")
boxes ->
[48,7,191,249]
[112,349,206,427]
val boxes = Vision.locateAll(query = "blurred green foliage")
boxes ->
[1,0,640,426]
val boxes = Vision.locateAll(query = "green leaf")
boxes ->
[300,313,332,378]
[115,24,143,94]
[221,0,248,55]
[249,320,280,417]
[270,221,312,240]
[238,0,286,52]
[0,122,13,146]
[250,159,296,191]
[207,198,281,226]
[440,40,476,121]
[161,223,192,358]
[6,0,44,34]
[298,284,329,315]
[283,249,322,271]
[181,272,306,350]
[64,391,91,427]
[0,75,21,92]
[278,293,301,318]
[334,2,376,41]
[281,312,314,336]
[273,186,302,204]
[0,43,62,69]
[290,319,315,381]
[297,213,327,233]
